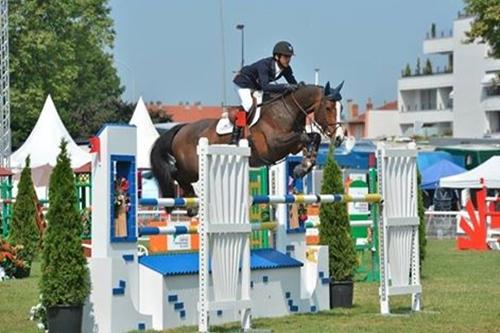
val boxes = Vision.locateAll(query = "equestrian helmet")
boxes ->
[273,41,294,56]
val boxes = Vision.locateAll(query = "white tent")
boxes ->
[10,95,91,169]
[129,97,159,169]
[440,156,500,188]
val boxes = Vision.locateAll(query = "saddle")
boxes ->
[226,104,257,126]
[216,104,261,135]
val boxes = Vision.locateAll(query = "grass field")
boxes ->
[1,240,500,333]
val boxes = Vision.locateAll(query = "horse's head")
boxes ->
[314,81,345,147]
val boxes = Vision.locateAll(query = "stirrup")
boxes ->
[230,126,242,145]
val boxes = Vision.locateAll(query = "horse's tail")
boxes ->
[150,125,183,199]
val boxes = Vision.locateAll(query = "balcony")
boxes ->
[483,95,500,112]
[399,72,453,91]
[424,35,453,54]
[484,57,500,72]
[399,109,454,125]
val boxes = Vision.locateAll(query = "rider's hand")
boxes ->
[286,84,299,92]
[298,81,306,86]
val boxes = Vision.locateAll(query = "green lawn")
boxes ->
[0,261,41,333]
[2,240,500,333]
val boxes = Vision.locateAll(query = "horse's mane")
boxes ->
[261,84,322,108]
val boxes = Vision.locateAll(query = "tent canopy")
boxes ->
[440,156,500,189]
[10,95,91,169]
[421,159,466,190]
[316,140,376,170]
[417,151,463,172]
[129,97,159,169]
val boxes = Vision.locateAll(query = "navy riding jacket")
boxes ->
[233,57,297,93]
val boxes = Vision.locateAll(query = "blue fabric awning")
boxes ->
[417,151,464,172]
[420,159,466,190]
[316,140,376,170]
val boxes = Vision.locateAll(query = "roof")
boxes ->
[440,156,500,188]
[0,167,13,177]
[151,104,223,123]
[438,144,500,152]
[376,100,398,110]
[73,162,91,174]
[129,97,159,169]
[346,112,366,124]
[13,163,53,187]
[139,249,303,276]
[9,95,91,169]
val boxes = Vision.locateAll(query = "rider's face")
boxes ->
[277,54,292,68]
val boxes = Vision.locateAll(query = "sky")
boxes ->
[109,0,464,109]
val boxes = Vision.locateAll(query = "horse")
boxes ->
[150,82,345,215]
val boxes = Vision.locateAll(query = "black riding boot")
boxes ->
[230,125,242,145]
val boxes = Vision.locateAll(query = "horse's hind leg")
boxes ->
[178,180,199,217]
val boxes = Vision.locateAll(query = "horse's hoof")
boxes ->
[187,207,199,217]
[293,165,306,179]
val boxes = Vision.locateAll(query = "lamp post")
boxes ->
[236,24,245,69]
[314,68,320,85]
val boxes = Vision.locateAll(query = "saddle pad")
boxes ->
[216,106,261,135]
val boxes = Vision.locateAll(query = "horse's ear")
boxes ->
[327,80,344,101]
[324,81,331,96]
[335,80,344,92]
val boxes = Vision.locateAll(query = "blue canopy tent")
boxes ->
[420,159,466,190]
[316,140,376,170]
[417,151,464,173]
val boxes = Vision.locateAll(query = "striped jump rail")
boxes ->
[304,220,373,229]
[139,193,382,208]
[138,221,278,236]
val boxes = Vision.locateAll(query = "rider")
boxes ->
[231,41,300,144]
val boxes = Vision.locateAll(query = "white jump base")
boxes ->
[83,125,421,333]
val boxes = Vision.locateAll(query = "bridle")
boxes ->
[284,91,344,138]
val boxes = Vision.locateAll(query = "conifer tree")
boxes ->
[319,147,357,281]
[9,156,39,264]
[40,140,90,307]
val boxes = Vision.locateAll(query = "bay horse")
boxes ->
[150,82,345,214]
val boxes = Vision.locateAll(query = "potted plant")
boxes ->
[40,141,90,332]
[319,146,358,308]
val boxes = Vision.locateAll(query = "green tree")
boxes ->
[403,63,412,77]
[40,140,90,308]
[465,0,500,58]
[319,147,357,281]
[430,23,436,38]
[9,0,123,148]
[423,59,433,75]
[415,58,421,75]
[9,156,39,264]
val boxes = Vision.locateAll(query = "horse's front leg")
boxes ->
[271,132,319,179]
[293,132,322,179]
[304,132,322,167]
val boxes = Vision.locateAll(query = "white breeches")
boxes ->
[235,86,263,112]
